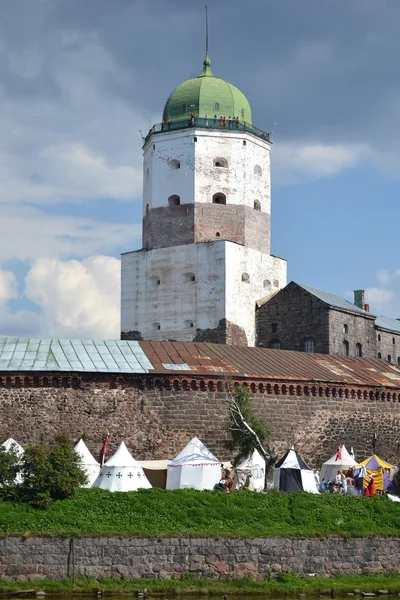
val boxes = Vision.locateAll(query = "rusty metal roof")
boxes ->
[138,341,400,389]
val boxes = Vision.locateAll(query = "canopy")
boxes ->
[320,444,357,482]
[233,449,265,491]
[166,436,222,490]
[93,441,152,492]
[74,439,101,487]
[2,438,24,484]
[274,448,319,494]
[354,454,394,491]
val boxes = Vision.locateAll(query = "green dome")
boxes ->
[162,56,252,125]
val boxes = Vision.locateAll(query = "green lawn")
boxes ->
[0,488,400,537]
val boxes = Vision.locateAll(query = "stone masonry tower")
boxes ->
[121,52,287,346]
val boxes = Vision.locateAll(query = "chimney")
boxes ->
[354,289,365,310]
[364,303,370,312]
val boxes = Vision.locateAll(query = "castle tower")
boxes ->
[121,53,287,346]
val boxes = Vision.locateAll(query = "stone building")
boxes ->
[121,51,286,346]
[256,281,400,364]
[1,337,400,468]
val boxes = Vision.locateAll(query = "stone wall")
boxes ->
[256,282,330,352]
[1,535,400,581]
[377,329,400,365]
[1,379,400,466]
[329,309,376,359]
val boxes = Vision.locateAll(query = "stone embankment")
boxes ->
[0,536,399,581]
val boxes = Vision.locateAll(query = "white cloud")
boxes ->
[273,142,370,184]
[365,287,394,307]
[24,255,121,338]
[377,269,391,285]
[0,269,18,304]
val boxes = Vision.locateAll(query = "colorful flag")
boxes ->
[335,445,342,461]
[100,433,109,466]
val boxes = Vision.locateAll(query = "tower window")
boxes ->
[153,144,155,150]
[216,232,220,237]
[269,339,281,349]
[243,140,246,146]
[193,137,197,142]
[378,334,381,341]
[393,337,396,344]
[169,159,180,169]
[263,280,271,290]
[303,338,315,353]
[168,194,180,206]
[145,203,149,215]
[388,354,392,363]
[212,193,226,205]
[254,165,262,176]
[148,276,161,287]
[241,273,250,283]
[151,322,161,331]
[343,340,349,356]
[213,157,228,168]
[183,272,196,283]
[356,343,362,357]
[184,320,194,329]
[213,103,219,111]
[254,200,261,211]
[378,352,382,359]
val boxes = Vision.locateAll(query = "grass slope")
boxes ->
[0,488,400,537]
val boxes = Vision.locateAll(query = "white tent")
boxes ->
[74,439,101,487]
[93,441,151,492]
[233,449,265,491]
[2,438,24,484]
[320,444,357,483]
[166,436,222,490]
[273,447,319,494]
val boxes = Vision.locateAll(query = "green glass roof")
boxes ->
[162,55,252,125]
[0,338,154,373]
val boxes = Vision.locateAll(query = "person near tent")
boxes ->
[341,472,348,494]
[365,473,376,497]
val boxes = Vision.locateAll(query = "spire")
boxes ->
[199,6,213,77]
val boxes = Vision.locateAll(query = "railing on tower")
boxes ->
[144,117,272,145]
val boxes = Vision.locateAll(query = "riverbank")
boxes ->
[2,574,400,597]
[1,488,400,537]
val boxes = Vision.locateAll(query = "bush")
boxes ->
[20,434,87,509]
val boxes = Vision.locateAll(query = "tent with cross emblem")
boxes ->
[93,441,152,492]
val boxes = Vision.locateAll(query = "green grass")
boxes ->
[0,488,400,538]
[2,573,400,596]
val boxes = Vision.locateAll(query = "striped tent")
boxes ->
[354,454,393,491]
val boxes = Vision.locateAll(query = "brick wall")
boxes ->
[1,377,400,466]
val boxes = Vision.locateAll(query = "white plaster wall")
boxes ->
[121,242,226,341]
[143,128,271,215]
[225,243,287,346]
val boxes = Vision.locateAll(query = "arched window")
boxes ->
[303,338,315,353]
[148,276,161,287]
[254,165,262,176]
[378,333,381,341]
[355,343,362,357]
[169,159,180,169]
[212,193,226,205]
[378,352,382,359]
[398,357,400,366]
[269,339,281,349]
[343,340,349,356]
[343,324,348,334]
[241,273,250,283]
[151,322,161,331]
[254,200,261,211]
[183,320,194,329]
[168,194,180,206]
[183,272,196,283]
[145,203,149,215]
[388,354,392,363]
[215,232,220,237]
[213,158,228,168]
[263,279,271,290]
[393,337,396,345]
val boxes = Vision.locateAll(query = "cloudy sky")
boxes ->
[1,0,400,339]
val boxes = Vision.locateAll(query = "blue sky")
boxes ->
[0,0,399,338]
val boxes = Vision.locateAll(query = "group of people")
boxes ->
[315,469,380,496]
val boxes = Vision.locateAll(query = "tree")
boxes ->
[224,385,276,490]
[20,434,87,509]
[0,443,21,488]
